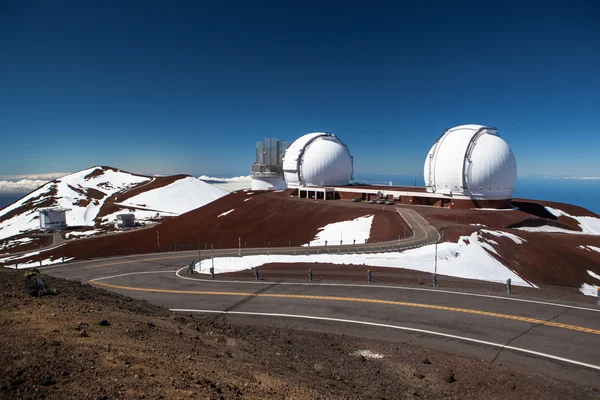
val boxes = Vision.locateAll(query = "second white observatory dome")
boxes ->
[424,124,517,199]
[283,132,353,187]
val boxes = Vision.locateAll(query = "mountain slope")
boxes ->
[0,166,227,241]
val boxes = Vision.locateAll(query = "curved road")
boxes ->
[41,249,600,388]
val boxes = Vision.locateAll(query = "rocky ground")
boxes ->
[1,268,597,399]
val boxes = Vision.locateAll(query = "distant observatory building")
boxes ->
[283,132,353,188]
[39,208,69,231]
[423,124,517,208]
[250,138,290,191]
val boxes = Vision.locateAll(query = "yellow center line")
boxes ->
[90,280,600,336]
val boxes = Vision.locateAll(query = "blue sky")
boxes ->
[1,0,598,177]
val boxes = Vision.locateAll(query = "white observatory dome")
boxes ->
[423,124,517,199]
[283,132,353,187]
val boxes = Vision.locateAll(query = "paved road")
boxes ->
[42,250,600,388]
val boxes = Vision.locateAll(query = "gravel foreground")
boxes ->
[0,269,596,399]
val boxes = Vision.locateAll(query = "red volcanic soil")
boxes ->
[33,191,409,260]
[400,199,600,288]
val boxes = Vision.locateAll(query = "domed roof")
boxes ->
[424,125,517,199]
[283,132,353,187]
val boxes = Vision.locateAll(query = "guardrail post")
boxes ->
[288,240,291,247]
[597,288,600,308]
[174,243,178,252]
[254,268,259,281]
[432,274,437,288]
[62,257,64,263]
[210,266,214,279]
[122,247,125,256]
[353,239,355,245]
[39,260,42,267]
[367,269,372,283]
[308,268,313,282]
[140,247,144,254]
[506,278,512,295]
[325,240,327,246]
[14,264,17,269]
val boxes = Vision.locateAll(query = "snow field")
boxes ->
[303,215,374,247]
[196,230,533,287]
[120,176,227,214]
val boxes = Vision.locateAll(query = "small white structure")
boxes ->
[39,208,69,230]
[424,125,517,200]
[283,132,353,187]
[251,138,290,190]
[115,213,135,229]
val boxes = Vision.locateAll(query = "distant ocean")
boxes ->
[1,175,598,215]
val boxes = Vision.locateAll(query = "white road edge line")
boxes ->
[173,267,600,313]
[170,308,600,372]
[91,270,177,281]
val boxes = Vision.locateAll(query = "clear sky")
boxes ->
[1,0,598,177]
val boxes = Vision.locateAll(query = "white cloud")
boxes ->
[197,175,251,182]
[0,172,69,180]
[0,179,49,193]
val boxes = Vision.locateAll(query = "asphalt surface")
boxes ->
[42,248,600,388]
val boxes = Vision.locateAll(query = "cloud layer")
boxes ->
[0,179,49,193]
[0,172,69,180]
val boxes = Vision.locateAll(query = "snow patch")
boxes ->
[304,215,374,246]
[588,270,600,281]
[544,206,600,235]
[579,245,600,253]
[218,209,235,218]
[244,198,253,202]
[0,237,34,251]
[0,249,73,268]
[580,283,599,297]
[481,229,526,244]
[65,229,102,239]
[197,231,534,287]
[515,226,583,234]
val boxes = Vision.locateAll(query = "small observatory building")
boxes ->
[250,138,290,190]
[39,208,68,231]
[115,213,135,229]
[423,124,517,208]
[283,132,353,188]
